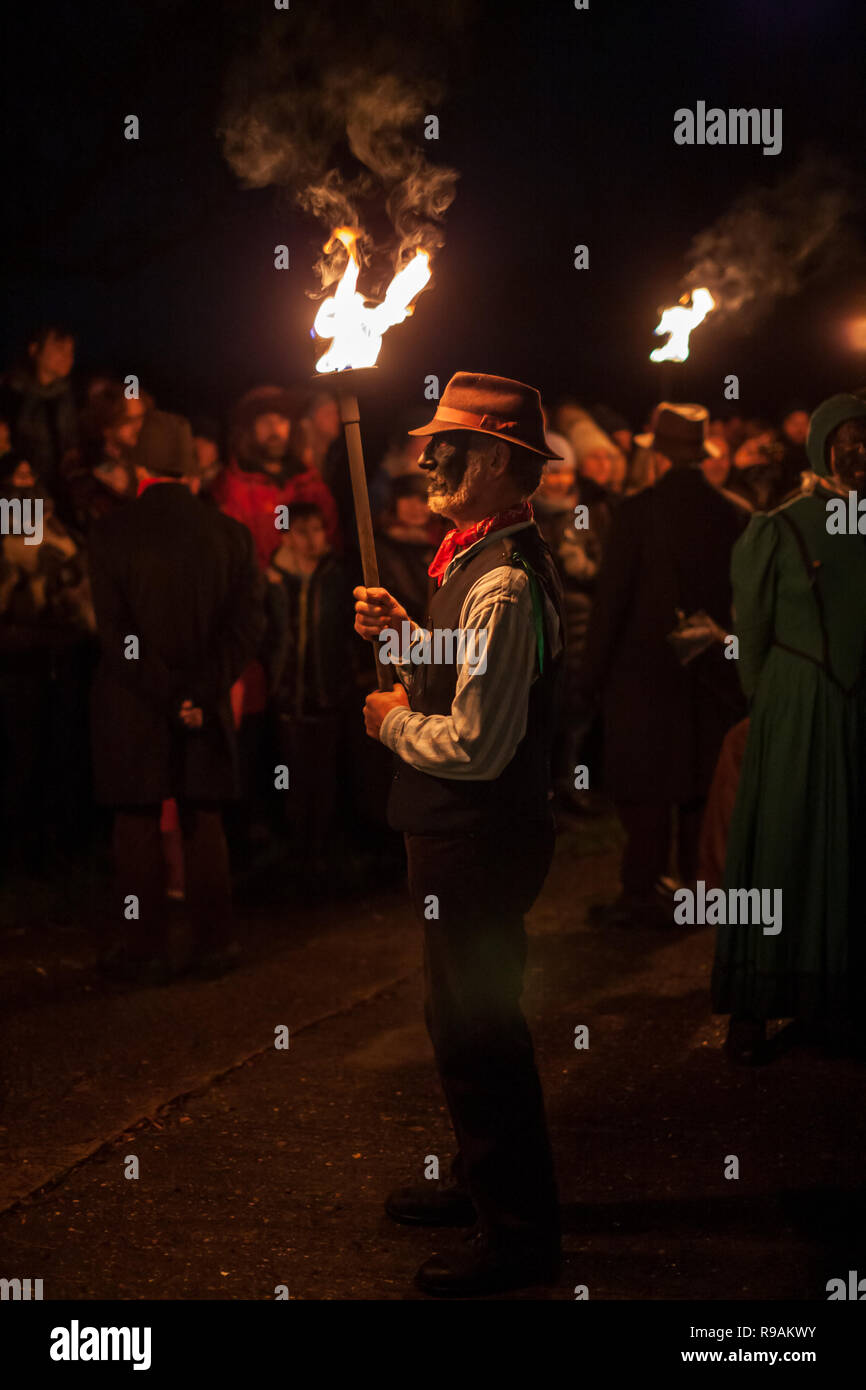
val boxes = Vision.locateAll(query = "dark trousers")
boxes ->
[112,801,233,958]
[0,646,95,872]
[616,797,705,895]
[405,819,560,1251]
[276,711,339,857]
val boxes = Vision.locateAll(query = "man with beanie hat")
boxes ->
[89,410,265,983]
[212,385,340,568]
[354,372,565,1296]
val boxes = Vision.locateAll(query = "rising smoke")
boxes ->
[218,2,464,293]
[682,152,861,322]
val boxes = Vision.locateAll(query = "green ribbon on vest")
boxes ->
[510,549,545,675]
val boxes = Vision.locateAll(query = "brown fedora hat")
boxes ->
[409,372,563,459]
[634,402,722,459]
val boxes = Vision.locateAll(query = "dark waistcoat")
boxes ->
[387,523,563,835]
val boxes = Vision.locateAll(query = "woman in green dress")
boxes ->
[712,393,866,1063]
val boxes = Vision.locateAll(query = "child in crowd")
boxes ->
[374,474,444,625]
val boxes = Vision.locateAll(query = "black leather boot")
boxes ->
[385,1183,477,1227]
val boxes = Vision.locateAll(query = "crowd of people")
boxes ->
[0,327,449,892]
[1,324,863,1069]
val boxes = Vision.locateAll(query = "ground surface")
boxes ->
[0,814,863,1301]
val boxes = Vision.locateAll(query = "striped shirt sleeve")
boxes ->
[379,564,559,781]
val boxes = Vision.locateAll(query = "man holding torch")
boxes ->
[354,372,565,1296]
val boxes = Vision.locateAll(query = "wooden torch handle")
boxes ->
[338,390,395,691]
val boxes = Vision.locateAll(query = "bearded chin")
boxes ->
[426,457,483,517]
[427,490,457,516]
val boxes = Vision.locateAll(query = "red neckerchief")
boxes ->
[136,476,180,497]
[427,500,534,585]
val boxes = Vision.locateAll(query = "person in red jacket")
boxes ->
[212,387,341,851]
[212,386,341,569]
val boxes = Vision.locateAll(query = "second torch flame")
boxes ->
[313,228,432,373]
[650,287,715,363]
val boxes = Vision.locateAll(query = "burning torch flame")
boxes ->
[650,287,715,363]
[313,228,431,373]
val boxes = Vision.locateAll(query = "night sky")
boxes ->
[3,0,865,451]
